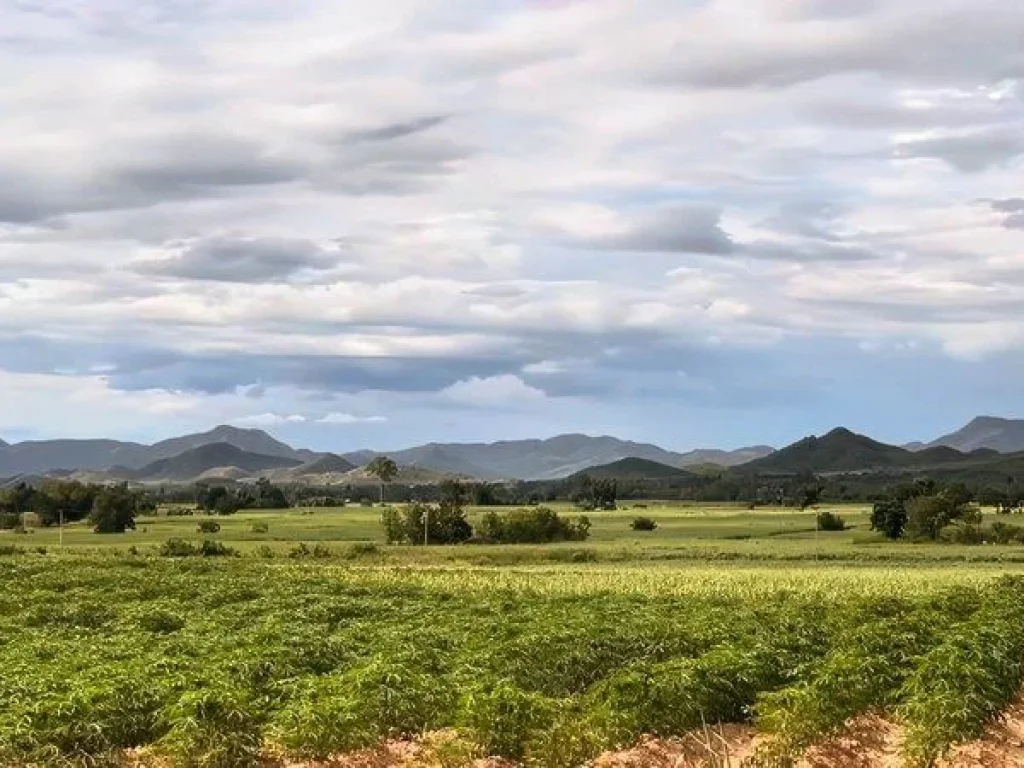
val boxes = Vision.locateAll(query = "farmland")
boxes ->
[4,504,1024,766]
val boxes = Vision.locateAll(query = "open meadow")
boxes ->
[4,503,1024,766]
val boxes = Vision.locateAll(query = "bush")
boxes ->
[816,511,846,531]
[631,516,658,531]
[159,539,236,558]
[477,507,591,544]
[200,540,236,557]
[250,521,269,534]
[382,502,473,546]
[0,512,20,530]
[289,543,333,559]
[159,538,198,557]
[197,520,221,534]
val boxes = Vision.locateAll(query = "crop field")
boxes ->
[4,505,1024,766]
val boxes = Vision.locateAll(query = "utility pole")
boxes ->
[424,506,429,547]
[58,508,64,549]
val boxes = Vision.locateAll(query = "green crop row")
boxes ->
[1,557,1023,766]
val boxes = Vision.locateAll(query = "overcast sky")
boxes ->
[2,0,1024,451]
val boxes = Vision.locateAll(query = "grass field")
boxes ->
[4,503,1024,766]
[10,501,1024,564]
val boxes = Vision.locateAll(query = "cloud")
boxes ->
[893,128,1024,172]
[232,412,307,427]
[580,204,735,254]
[3,0,1024,449]
[317,412,387,425]
[133,236,345,283]
[345,115,450,142]
[440,375,548,407]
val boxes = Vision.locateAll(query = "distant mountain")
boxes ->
[348,434,773,480]
[128,443,302,482]
[145,425,314,463]
[291,453,357,476]
[740,427,994,476]
[0,425,316,477]
[922,417,1024,454]
[0,439,151,477]
[571,457,693,480]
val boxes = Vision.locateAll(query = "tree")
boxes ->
[906,488,980,541]
[366,456,398,505]
[870,500,908,540]
[381,501,472,545]
[799,485,823,511]
[89,484,140,534]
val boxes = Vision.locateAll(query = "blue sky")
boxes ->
[1,0,1023,452]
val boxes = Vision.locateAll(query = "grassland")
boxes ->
[4,503,1024,766]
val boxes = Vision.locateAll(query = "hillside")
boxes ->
[128,443,302,482]
[570,457,693,480]
[0,439,151,477]
[145,425,314,463]
[290,453,357,476]
[348,434,773,480]
[0,425,317,477]
[924,416,1024,453]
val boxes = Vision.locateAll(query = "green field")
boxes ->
[4,504,1024,766]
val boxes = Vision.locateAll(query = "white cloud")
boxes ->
[317,412,388,425]
[232,412,307,427]
[441,375,548,407]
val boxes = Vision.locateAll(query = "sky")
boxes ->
[1,0,1024,452]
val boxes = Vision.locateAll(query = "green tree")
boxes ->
[870,500,908,540]
[906,488,980,541]
[88,484,140,534]
[366,456,398,505]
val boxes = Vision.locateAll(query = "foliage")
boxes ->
[197,520,222,534]
[906,488,980,541]
[870,499,908,539]
[815,510,846,531]
[477,507,591,544]
[89,484,142,533]
[630,516,658,531]
[572,474,618,510]
[381,501,473,545]
[799,485,823,511]
[159,538,237,557]
[3,549,1024,766]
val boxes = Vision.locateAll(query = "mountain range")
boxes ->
[4,417,1024,485]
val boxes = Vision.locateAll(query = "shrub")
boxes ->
[0,512,20,530]
[631,516,658,531]
[342,542,380,559]
[382,502,473,546]
[0,544,22,556]
[816,511,846,531]
[159,538,236,558]
[160,538,198,557]
[477,507,591,544]
[289,543,332,559]
[250,521,269,534]
[199,540,236,557]
[197,520,221,534]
